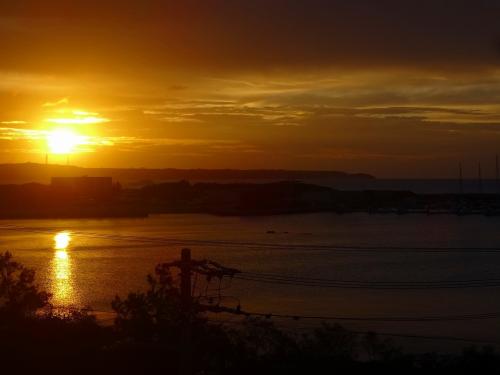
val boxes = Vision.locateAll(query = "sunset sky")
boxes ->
[1,1,500,177]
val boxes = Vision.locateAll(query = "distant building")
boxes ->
[51,176,114,199]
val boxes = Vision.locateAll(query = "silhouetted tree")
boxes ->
[111,263,237,373]
[0,252,50,320]
[302,323,358,361]
[112,263,188,341]
[361,331,401,362]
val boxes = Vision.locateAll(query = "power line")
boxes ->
[151,251,500,328]
[207,318,500,346]
[222,310,500,322]
[4,224,500,289]
[50,247,500,349]
[234,274,500,289]
[241,271,500,285]
[359,331,500,346]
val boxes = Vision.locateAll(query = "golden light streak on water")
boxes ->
[51,231,76,306]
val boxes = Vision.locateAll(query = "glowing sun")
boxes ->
[47,129,85,154]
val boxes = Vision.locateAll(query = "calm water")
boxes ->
[2,213,500,350]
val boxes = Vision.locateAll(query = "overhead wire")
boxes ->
[3,224,500,289]
[235,271,500,289]
[206,318,500,346]
[215,310,500,322]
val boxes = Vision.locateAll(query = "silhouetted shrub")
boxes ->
[111,262,238,373]
[303,323,358,360]
[112,263,188,341]
[0,251,50,320]
[361,331,402,362]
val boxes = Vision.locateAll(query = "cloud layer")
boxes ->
[1,1,500,177]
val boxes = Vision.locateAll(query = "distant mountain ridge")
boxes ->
[0,163,375,186]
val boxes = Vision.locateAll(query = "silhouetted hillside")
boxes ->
[0,163,374,186]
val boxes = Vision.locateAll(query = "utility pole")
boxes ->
[180,248,192,375]
[173,248,241,375]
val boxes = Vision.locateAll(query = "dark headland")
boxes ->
[0,163,499,218]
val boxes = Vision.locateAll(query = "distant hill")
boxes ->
[0,163,375,186]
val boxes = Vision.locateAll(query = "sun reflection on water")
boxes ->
[51,231,76,306]
[54,231,71,249]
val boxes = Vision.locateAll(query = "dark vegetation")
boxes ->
[1,178,499,218]
[2,252,500,374]
[0,179,413,217]
[0,180,138,218]
[137,181,500,215]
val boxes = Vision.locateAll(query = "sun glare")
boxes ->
[47,129,85,154]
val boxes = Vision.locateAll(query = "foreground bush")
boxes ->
[0,251,50,319]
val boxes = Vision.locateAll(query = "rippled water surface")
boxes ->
[2,213,500,350]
